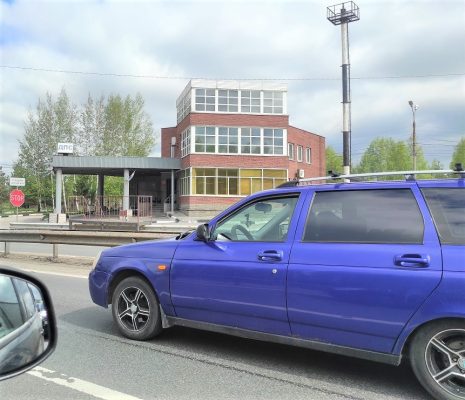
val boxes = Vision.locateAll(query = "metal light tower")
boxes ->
[327,1,360,175]
[408,100,419,170]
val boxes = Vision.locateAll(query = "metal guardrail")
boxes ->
[0,229,177,259]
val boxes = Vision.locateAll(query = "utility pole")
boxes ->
[327,1,360,175]
[408,100,419,170]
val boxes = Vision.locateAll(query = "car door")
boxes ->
[170,192,303,336]
[420,180,465,277]
[287,183,442,353]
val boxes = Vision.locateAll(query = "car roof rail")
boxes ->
[276,164,464,188]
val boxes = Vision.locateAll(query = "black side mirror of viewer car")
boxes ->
[196,223,211,242]
[0,267,57,381]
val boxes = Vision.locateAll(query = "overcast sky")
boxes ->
[1,0,464,174]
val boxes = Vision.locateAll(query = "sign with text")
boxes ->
[57,143,74,154]
[10,189,25,208]
[9,177,26,187]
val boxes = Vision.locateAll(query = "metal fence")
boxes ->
[67,195,153,225]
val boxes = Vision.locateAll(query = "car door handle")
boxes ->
[258,250,283,262]
[394,254,430,267]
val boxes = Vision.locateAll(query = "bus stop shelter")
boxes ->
[51,155,181,217]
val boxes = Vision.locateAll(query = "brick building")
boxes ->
[162,80,325,215]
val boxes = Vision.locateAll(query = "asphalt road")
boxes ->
[0,258,432,400]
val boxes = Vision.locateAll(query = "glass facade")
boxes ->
[195,88,215,112]
[181,128,191,158]
[176,90,191,123]
[218,127,239,153]
[241,90,261,113]
[240,128,261,154]
[218,90,239,112]
[193,87,286,115]
[194,126,216,153]
[186,126,286,156]
[179,168,288,197]
[263,129,284,155]
[263,91,283,114]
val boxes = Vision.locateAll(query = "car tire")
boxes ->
[409,320,465,400]
[111,276,162,341]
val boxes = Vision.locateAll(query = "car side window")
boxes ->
[0,276,24,338]
[421,187,465,245]
[303,189,424,244]
[13,278,36,321]
[214,195,299,242]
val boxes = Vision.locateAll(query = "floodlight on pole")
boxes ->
[408,100,419,170]
[327,1,360,176]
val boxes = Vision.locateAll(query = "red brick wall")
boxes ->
[161,127,178,158]
[162,113,326,214]
[186,113,289,128]
[287,126,326,179]
[181,154,288,170]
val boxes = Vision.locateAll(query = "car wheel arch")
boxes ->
[107,268,158,305]
[400,317,465,357]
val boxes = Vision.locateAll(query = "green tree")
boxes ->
[356,137,430,176]
[450,137,465,169]
[15,90,155,209]
[77,94,105,156]
[430,159,443,170]
[325,146,343,174]
[96,94,154,157]
[0,167,8,206]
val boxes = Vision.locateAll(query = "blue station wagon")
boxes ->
[89,169,465,400]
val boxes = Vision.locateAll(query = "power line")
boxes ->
[1,65,464,81]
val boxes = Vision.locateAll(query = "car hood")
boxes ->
[101,237,180,260]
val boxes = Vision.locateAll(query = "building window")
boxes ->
[194,126,216,153]
[217,169,239,195]
[195,89,215,112]
[240,128,261,154]
[178,169,191,196]
[263,129,284,155]
[176,91,191,123]
[181,128,191,158]
[189,168,287,196]
[263,91,283,114]
[241,90,261,113]
[218,90,238,112]
[306,147,312,164]
[193,168,216,195]
[218,127,239,154]
[297,145,303,162]
[288,143,294,160]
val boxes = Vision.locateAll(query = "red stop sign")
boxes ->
[10,189,25,207]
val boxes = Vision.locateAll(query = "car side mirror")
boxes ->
[0,268,57,381]
[196,223,211,242]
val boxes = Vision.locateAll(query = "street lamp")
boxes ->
[408,100,419,170]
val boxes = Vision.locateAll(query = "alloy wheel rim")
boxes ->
[425,328,465,398]
[117,286,150,332]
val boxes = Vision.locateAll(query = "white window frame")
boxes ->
[297,145,303,162]
[181,128,191,158]
[195,88,215,112]
[306,147,312,164]
[288,143,294,160]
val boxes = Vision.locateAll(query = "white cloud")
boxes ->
[1,0,464,173]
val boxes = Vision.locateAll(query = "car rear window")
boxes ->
[421,188,465,245]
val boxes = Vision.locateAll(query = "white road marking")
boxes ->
[22,269,88,279]
[27,366,143,400]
